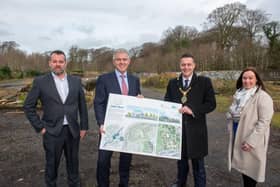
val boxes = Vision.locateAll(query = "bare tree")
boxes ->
[91,47,114,72]
[161,25,198,52]
[0,41,19,54]
[241,9,268,42]
[206,2,246,50]
[68,46,90,73]
[68,45,79,63]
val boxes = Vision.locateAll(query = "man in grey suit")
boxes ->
[24,50,88,187]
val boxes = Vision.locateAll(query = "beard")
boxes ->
[52,68,65,75]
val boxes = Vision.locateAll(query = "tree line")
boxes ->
[0,2,279,77]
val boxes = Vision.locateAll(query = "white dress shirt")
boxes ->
[182,74,193,88]
[52,72,69,125]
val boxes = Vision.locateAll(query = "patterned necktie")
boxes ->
[120,74,128,95]
[184,79,189,89]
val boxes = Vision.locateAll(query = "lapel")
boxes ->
[64,75,73,104]
[112,72,122,94]
[127,74,133,95]
[178,74,183,89]
[47,73,63,104]
[189,73,198,88]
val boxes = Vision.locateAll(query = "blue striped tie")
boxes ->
[184,79,189,89]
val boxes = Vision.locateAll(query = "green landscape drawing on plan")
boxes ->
[101,124,124,149]
[156,124,181,157]
[124,122,157,154]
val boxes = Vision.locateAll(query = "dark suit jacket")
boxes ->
[94,71,141,126]
[164,73,216,158]
[23,72,88,138]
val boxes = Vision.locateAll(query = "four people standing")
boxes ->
[164,53,216,187]
[227,67,274,187]
[23,50,275,187]
[24,50,89,187]
[94,49,141,187]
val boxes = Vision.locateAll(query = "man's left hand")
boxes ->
[80,130,87,139]
[179,106,193,115]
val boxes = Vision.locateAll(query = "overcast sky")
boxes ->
[0,0,279,53]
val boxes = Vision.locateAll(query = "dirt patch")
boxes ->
[0,88,280,187]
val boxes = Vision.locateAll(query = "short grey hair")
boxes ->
[113,48,130,60]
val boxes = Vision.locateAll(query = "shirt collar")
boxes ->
[51,72,67,81]
[182,73,193,82]
[115,69,127,78]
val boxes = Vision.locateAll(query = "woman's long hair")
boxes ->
[236,67,266,91]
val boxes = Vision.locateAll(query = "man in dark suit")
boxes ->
[165,53,216,187]
[24,50,88,187]
[94,48,141,187]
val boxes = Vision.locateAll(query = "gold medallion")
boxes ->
[181,96,187,103]
[179,87,191,104]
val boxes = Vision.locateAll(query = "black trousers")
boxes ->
[242,174,257,187]
[43,126,80,187]
[176,157,206,187]
[96,149,132,187]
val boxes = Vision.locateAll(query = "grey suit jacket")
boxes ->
[24,72,88,138]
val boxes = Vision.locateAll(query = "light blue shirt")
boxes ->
[115,69,129,93]
[51,72,69,125]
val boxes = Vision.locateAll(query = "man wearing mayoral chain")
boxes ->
[165,53,216,187]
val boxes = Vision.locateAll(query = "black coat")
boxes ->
[164,73,216,158]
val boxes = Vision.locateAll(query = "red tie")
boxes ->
[121,74,128,95]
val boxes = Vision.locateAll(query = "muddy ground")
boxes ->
[0,88,280,187]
